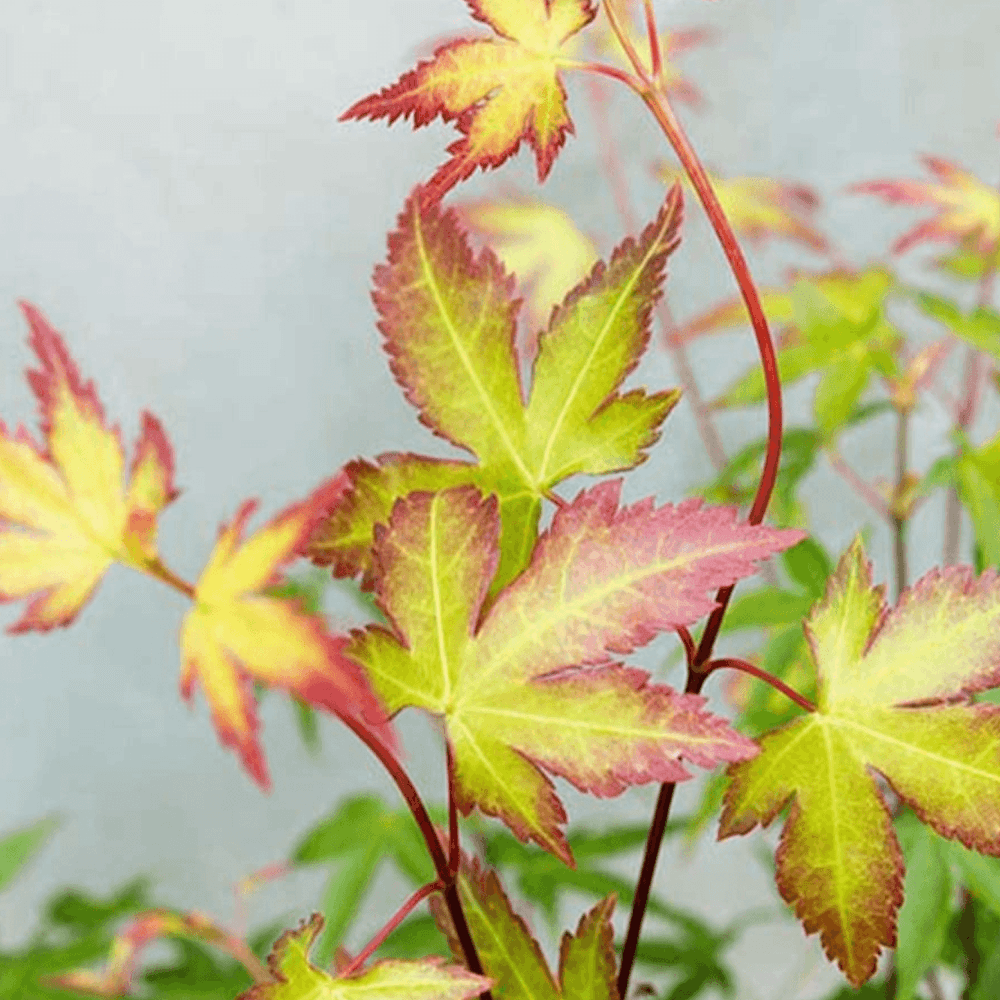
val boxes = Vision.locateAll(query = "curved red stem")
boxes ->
[594,6,785,997]
[707,656,815,713]
[336,714,489,994]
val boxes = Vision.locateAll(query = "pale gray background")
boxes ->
[1,1,998,998]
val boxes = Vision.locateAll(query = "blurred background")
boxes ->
[2,0,999,997]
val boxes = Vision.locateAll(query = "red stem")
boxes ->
[341,881,443,976]
[617,666,708,996]
[641,0,663,82]
[826,449,891,520]
[675,626,696,669]
[595,6,784,996]
[336,714,490,994]
[447,742,461,875]
[707,657,816,713]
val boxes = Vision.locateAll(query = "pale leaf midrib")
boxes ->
[820,722,856,974]
[451,718,545,848]
[469,537,764,688]
[413,182,535,489]
[429,497,452,706]
[832,712,1000,785]
[533,213,669,483]
[467,703,723,747]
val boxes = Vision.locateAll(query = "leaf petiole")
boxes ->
[341,880,444,976]
[706,657,816,714]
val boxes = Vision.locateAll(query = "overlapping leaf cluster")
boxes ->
[0,305,393,790]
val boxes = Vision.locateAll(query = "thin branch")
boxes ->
[707,657,816,713]
[641,0,663,82]
[595,5,784,994]
[891,407,910,600]
[617,666,709,996]
[447,742,461,876]
[675,625,696,669]
[342,881,443,976]
[335,714,489,993]
[826,448,891,520]
[144,557,196,600]
[944,169,1000,565]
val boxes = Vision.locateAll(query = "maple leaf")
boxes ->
[710,268,901,440]
[655,164,828,252]
[452,194,599,345]
[237,914,491,1000]
[672,268,889,347]
[47,908,237,997]
[0,302,177,633]
[341,0,598,201]
[308,188,683,592]
[851,155,1000,255]
[348,481,800,861]
[180,476,394,790]
[431,856,618,1000]
[719,539,1000,987]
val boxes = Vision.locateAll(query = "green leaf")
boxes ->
[949,839,1000,917]
[45,878,152,933]
[916,290,1000,359]
[781,537,833,598]
[375,915,450,961]
[292,796,441,969]
[237,914,490,1000]
[714,269,897,411]
[956,445,1000,568]
[292,697,321,756]
[813,353,871,440]
[0,816,58,894]
[894,811,951,1000]
[141,937,254,998]
[935,244,1000,281]
[720,587,814,632]
[483,824,689,932]
[309,190,683,591]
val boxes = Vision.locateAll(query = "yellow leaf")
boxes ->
[0,303,177,632]
[180,477,394,788]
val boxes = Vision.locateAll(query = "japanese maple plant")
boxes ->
[5,1,1000,999]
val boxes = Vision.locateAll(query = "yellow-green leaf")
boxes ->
[351,482,798,860]
[181,478,394,789]
[238,914,490,1000]
[0,303,177,631]
[309,190,682,592]
[720,538,1000,987]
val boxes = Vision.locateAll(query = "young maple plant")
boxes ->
[5,2,1000,1000]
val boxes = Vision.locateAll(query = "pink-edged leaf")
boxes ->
[0,303,177,631]
[308,189,682,593]
[341,0,598,200]
[851,155,1000,255]
[181,476,395,789]
[655,164,828,253]
[238,914,491,1000]
[349,482,800,861]
[720,538,1000,987]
